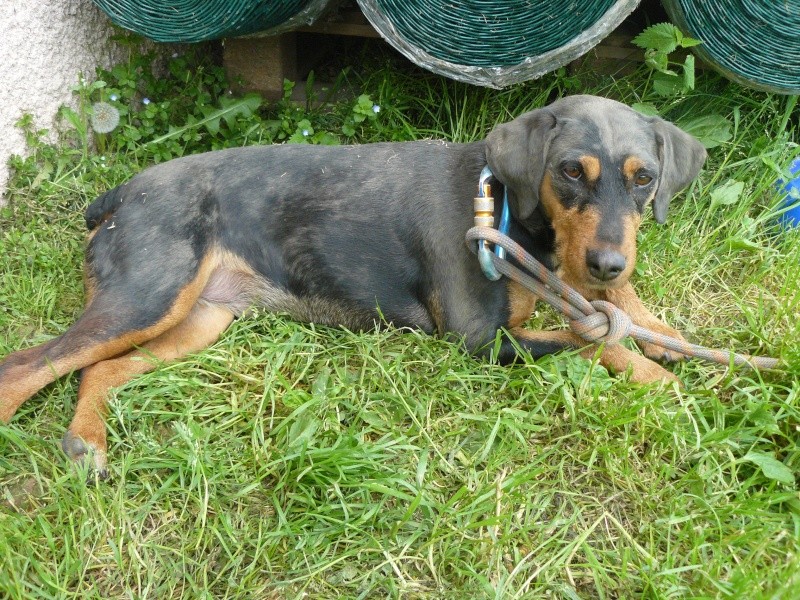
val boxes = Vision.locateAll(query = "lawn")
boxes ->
[0,41,799,599]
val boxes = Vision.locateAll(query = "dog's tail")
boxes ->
[85,186,126,230]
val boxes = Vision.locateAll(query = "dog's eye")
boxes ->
[562,164,582,180]
[634,172,653,186]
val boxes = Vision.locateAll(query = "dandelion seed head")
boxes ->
[90,101,120,134]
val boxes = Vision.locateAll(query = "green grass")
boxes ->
[1,49,799,599]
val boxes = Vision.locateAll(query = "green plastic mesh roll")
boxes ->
[357,0,641,88]
[663,0,800,94]
[91,0,335,43]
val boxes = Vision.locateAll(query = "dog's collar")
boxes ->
[474,165,510,281]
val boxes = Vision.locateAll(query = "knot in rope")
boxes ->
[570,300,632,345]
[466,224,781,370]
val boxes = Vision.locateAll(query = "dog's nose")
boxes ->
[586,249,626,281]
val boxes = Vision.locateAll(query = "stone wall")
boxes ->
[0,1,132,203]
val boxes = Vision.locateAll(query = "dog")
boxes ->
[0,95,706,475]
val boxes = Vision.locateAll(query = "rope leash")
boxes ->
[465,226,781,371]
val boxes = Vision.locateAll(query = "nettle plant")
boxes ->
[632,22,702,98]
[631,23,732,151]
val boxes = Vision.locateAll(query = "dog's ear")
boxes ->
[650,118,707,224]
[485,109,560,220]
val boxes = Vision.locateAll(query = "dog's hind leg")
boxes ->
[0,253,217,424]
[0,306,170,424]
[62,300,235,476]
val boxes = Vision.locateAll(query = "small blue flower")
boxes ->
[142,97,151,105]
[302,129,309,137]
[372,105,381,113]
[110,94,118,102]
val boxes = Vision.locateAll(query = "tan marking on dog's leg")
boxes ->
[0,252,219,424]
[507,281,538,328]
[0,343,61,422]
[602,283,686,362]
[426,289,446,335]
[511,328,577,346]
[82,267,98,310]
[63,301,235,475]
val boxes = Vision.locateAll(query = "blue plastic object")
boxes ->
[775,157,800,229]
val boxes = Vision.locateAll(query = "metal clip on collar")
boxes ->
[474,165,510,281]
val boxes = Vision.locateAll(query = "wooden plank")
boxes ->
[297,8,381,38]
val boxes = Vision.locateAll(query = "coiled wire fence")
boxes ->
[90,0,337,42]
[357,0,641,88]
[663,0,800,94]
[89,0,799,91]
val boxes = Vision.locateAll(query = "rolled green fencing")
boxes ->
[90,0,336,43]
[663,0,800,94]
[357,0,641,88]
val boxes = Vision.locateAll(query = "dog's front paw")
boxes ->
[592,343,682,386]
[629,360,682,386]
[62,430,108,481]
[638,324,689,364]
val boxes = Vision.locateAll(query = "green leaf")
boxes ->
[241,92,262,113]
[147,94,261,146]
[709,179,744,210]
[725,236,763,252]
[202,115,220,136]
[356,94,373,111]
[679,36,703,48]
[296,118,312,133]
[312,368,330,400]
[287,413,321,451]
[644,49,670,74]
[313,132,340,145]
[123,125,141,141]
[631,103,659,117]
[287,131,309,144]
[748,406,780,433]
[683,54,695,91]
[305,70,316,100]
[678,114,732,148]
[632,23,682,53]
[652,72,684,97]
[742,451,795,484]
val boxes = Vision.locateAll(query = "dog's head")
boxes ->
[485,95,706,291]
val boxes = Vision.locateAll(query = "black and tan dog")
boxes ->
[0,95,706,474]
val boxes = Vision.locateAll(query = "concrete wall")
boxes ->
[0,1,131,203]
